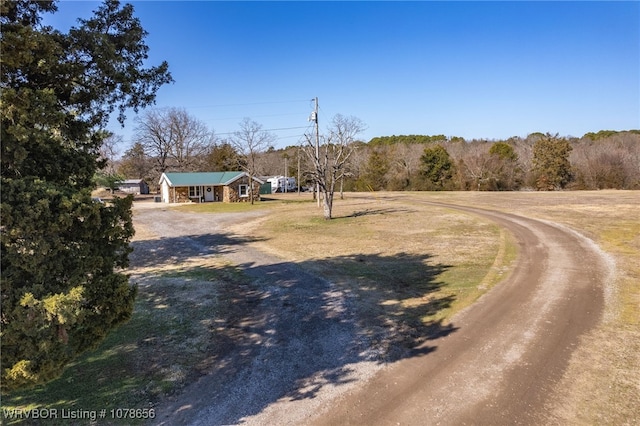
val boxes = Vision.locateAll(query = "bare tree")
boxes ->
[168,108,214,171]
[571,136,639,189]
[98,133,123,174]
[230,118,275,204]
[304,114,366,219]
[134,109,173,175]
[462,143,499,190]
[134,107,214,175]
[387,143,423,190]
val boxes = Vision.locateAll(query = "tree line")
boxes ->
[348,131,640,191]
[342,131,640,191]
[111,109,640,194]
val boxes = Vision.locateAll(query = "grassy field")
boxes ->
[2,191,637,425]
[236,194,517,332]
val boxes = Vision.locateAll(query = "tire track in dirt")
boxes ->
[309,200,610,425]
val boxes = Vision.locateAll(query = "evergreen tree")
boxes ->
[1,0,172,392]
[119,142,153,180]
[489,142,518,161]
[419,145,455,190]
[206,142,243,172]
[531,134,573,190]
[489,142,522,190]
[360,149,389,191]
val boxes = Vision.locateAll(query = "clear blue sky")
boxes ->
[45,1,639,149]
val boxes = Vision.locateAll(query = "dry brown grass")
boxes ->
[7,191,633,424]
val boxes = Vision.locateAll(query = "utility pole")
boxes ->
[313,97,320,207]
[297,146,301,195]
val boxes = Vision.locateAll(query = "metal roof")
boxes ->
[159,172,262,186]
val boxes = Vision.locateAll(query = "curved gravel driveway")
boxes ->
[311,199,613,425]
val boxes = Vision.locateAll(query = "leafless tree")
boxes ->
[389,143,429,190]
[571,134,640,189]
[230,118,275,204]
[134,108,214,175]
[462,143,500,190]
[134,109,173,175]
[168,108,214,171]
[98,133,123,174]
[304,114,366,219]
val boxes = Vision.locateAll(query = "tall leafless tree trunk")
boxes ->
[135,109,173,175]
[168,108,214,171]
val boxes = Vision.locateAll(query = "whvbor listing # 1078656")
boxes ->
[2,407,156,421]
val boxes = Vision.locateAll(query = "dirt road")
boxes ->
[311,199,611,425]
[137,198,611,425]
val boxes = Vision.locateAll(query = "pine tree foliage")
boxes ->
[360,149,389,191]
[531,133,573,190]
[419,145,455,190]
[1,0,172,392]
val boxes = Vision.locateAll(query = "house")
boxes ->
[119,179,150,195]
[158,171,264,203]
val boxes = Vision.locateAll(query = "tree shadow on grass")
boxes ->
[144,236,458,425]
[129,233,265,269]
[7,229,457,426]
[344,207,413,218]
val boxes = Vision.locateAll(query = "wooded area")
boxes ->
[113,123,640,193]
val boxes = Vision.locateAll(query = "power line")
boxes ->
[215,125,310,136]
[176,99,310,109]
[202,112,305,124]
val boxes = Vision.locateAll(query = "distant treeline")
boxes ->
[117,127,640,192]
[337,130,640,191]
[368,130,640,146]
[236,130,640,192]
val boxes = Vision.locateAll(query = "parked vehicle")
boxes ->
[266,176,297,193]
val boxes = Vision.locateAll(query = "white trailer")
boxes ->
[267,176,297,193]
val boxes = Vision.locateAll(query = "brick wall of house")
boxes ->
[227,177,261,202]
[174,187,190,203]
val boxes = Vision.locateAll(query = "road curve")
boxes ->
[310,200,610,425]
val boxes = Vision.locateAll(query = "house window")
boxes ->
[239,184,248,197]
[189,186,201,198]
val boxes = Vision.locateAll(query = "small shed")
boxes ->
[120,179,149,195]
[158,171,264,203]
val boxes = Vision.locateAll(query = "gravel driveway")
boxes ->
[131,203,385,425]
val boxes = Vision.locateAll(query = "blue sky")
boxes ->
[45,1,639,149]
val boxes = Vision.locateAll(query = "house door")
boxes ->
[204,186,214,202]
